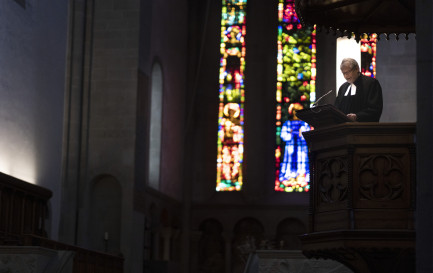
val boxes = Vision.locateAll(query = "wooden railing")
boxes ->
[0,172,123,273]
[0,172,52,238]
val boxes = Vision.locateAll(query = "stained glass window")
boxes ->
[360,34,377,78]
[216,0,247,191]
[275,0,316,192]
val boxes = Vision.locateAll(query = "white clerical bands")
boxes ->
[344,84,357,96]
[344,83,356,96]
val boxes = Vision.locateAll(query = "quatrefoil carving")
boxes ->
[358,154,405,201]
[318,157,348,203]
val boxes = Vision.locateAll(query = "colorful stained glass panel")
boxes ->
[217,0,247,191]
[275,0,316,192]
[360,34,377,78]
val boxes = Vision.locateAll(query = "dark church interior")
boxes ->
[1,0,432,272]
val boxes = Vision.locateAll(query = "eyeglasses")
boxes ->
[341,68,355,76]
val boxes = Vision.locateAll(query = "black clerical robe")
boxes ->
[334,74,383,122]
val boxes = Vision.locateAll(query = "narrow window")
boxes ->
[216,0,247,191]
[149,62,163,190]
[360,34,377,78]
[336,37,360,89]
[275,0,316,192]
[336,34,377,88]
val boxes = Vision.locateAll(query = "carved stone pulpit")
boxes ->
[299,122,416,273]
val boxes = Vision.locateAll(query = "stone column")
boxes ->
[160,227,173,261]
[190,230,203,273]
[223,232,233,273]
[416,0,433,272]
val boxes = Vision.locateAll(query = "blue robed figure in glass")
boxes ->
[279,117,310,186]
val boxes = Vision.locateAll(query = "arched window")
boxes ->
[274,0,316,192]
[149,62,163,190]
[276,217,306,249]
[216,0,247,191]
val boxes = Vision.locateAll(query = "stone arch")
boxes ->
[232,217,264,273]
[198,218,225,273]
[275,217,306,250]
[88,174,122,255]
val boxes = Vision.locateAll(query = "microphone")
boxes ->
[312,90,333,107]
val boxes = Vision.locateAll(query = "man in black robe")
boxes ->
[334,58,383,122]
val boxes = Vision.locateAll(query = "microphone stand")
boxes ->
[312,90,333,107]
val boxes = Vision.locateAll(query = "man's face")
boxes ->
[341,65,359,84]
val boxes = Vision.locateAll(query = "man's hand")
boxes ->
[347,113,357,121]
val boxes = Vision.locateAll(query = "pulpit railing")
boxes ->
[0,172,123,273]
[300,123,416,273]
[0,172,51,240]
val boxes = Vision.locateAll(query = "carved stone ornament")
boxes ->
[358,154,405,201]
[317,157,348,204]
[304,245,415,273]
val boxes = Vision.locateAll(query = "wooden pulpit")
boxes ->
[296,107,416,273]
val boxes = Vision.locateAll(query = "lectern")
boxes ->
[295,104,352,129]
[296,106,416,273]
